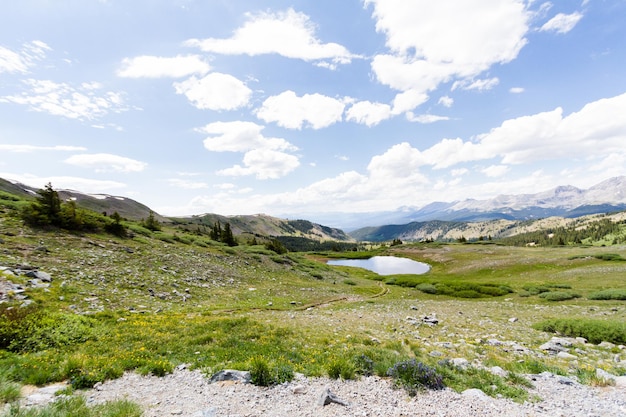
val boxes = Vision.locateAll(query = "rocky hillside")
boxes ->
[350,211,626,243]
[0,178,352,243]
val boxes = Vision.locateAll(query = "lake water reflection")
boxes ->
[327,256,430,276]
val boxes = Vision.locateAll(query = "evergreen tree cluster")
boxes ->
[499,218,625,246]
[20,183,126,236]
[209,221,238,246]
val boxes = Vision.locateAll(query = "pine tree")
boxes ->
[221,222,238,246]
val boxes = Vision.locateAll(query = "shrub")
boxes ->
[353,354,374,377]
[326,357,355,380]
[249,357,294,387]
[416,283,437,294]
[533,318,626,345]
[588,289,626,301]
[538,291,580,301]
[387,359,444,396]
[0,306,98,353]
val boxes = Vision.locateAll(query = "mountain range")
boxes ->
[3,176,626,243]
[308,176,626,230]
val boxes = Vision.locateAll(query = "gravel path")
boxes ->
[81,367,626,417]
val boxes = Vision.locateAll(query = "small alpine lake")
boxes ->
[327,255,430,276]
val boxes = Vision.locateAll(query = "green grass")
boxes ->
[1,396,141,417]
[588,289,626,300]
[533,318,626,344]
[1,214,626,402]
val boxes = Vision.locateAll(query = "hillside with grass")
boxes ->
[1,183,625,415]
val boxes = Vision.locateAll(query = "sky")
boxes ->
[2,0,626,226]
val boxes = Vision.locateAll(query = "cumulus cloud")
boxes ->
[197,121,300,179]
[173,73,252,111]
[509,87,525,94]
[391,89,429,114]
[0,79,127,120]
[438,96,454,107]
[346,100,392,126]
[481,164,510,178]
[184,8,355,68]
[198,121,296,153]
[0,41,50,74]
[217,148,300,179]
[64,153,147,173]
[117,55,211,78]
[256,90,345,129]
[540,12,584,34]
[365,0,529,96]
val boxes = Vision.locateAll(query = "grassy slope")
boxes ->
[1,198,626,406]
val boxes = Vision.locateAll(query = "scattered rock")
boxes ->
[209,370,251,384]
[25,270,52,282]
[508,317,518,323]
[462,388,488,398]
[317,386,349,407]
[557,351,577,360]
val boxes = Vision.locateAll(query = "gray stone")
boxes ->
[25,270,52,282]
[191,409,217,417]
[556,351,577,360]
[489,366,508,377]
[318,386,349,407]
[451,358,470,369]
[209,370,251,384]
[462,388,488,398]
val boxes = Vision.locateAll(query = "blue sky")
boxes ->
[2,0,626,223]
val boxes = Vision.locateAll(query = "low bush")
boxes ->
[387,359,444,396]
[249,357,294,387]
[326,357,355,380]
[416,283,437,294]
[538,291,580,301]
[588,289,626,301]
[533,318,626,345]
[0,306,99,353]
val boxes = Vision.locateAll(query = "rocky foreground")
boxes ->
[21,366,626,417]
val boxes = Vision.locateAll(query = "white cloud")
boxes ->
[509,87,525,93]
[452,77,500,91]
[481,164,510,177]
[64,153,147,173]
[197,121,300,179]
[540,12,584,34]
[367,142,427,178]
[0,41,50,74]
[365,0,529,95]
[421,92,626,167]
[198,121,296,153]
[167,178,209,189]
[174,73,251,111]
[217,149,300,180]
[256,90,345,129]
[0,79,127,120]
[117,55,211,78]
[451,168,469,176]
[406,113,450,123]
[184,8,355,68]
[438,96,454,107]
[346,100,392,126]
[0,144,87,153]
[391,89,429,114]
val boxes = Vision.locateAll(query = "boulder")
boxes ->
[209,370,251,384]
[318,386,349,407]
[25,270,52,282]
